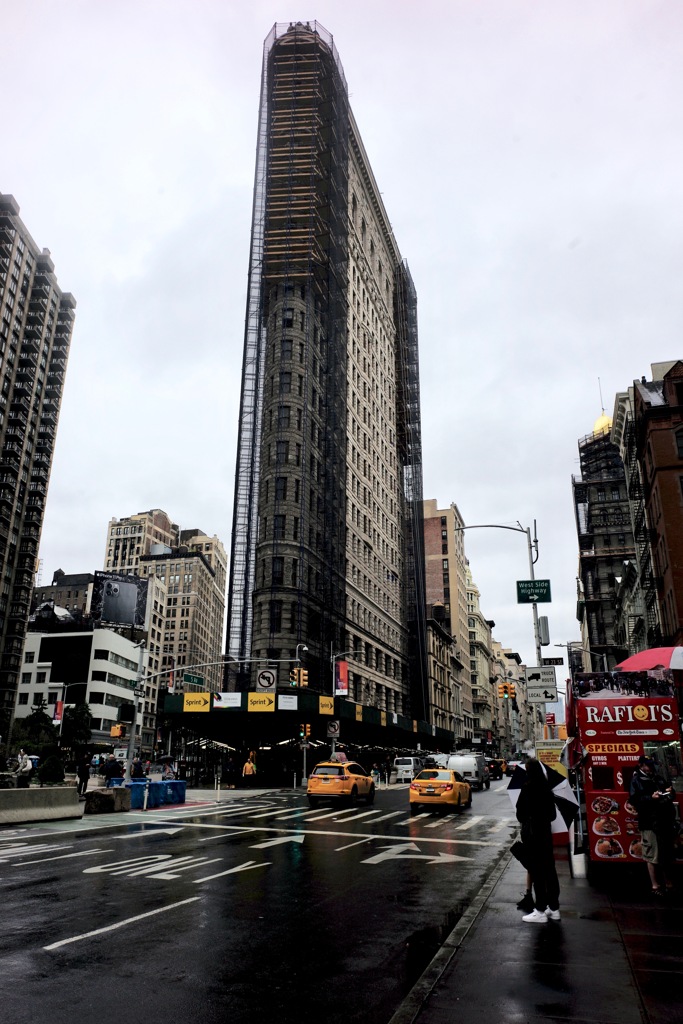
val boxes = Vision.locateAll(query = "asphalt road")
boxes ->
[0,781,517,1024]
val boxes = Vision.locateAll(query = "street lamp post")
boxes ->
[453,519,543,667]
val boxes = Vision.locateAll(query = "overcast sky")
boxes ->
[4,1,682,682]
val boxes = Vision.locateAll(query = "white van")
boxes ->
[446,753,490,791]
[394,756,424,783]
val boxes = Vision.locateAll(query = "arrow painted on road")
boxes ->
[116,828,185,839]
[193,859,271,883]
[361,843,469,865]
[250,835,305,849]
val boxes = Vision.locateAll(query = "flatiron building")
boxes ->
[227,22,427,717]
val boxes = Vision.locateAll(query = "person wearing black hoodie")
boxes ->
[516,758,560,923]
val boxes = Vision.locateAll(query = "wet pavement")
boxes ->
[392,845,683,1024]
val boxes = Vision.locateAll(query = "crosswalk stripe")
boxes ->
[453,815,484,831]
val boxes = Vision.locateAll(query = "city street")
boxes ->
[0,781,517,1024]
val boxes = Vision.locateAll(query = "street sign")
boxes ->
[183,672,204,687]
[327,720,340,739]
[542,657,564,666]
[134,688,145,697]
[256,668,276,692]
[516,579,552,603]
[525,666,558,704]
[528,685,559,704]
[546,713,556,725]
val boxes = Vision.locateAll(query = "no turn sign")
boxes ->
[327,720,340,739]
[256,669,276,691]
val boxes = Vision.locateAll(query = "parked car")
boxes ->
[307,761,375,808]
[446,753,490,790]
[409,769,472,814]
[394,756,424,783]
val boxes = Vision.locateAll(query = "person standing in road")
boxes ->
[14,749,32,788]
[76,754,91,797]
[242,755,257,787]
[130,756,145,779]
[629,755,676,896]
[516,758,561,923]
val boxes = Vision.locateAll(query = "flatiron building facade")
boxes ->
[0,193,75,718]
[228,22,427,717]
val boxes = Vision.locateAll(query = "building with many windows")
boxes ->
[572,414,636,669]
[0,193,75,737]
[16,628,150,753]
[228,22,427,718]
[105,509,227,694]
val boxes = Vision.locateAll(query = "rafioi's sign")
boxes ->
[577,697,677,740]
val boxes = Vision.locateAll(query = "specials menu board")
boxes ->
[586,791,646,862]
[576,695,682,863]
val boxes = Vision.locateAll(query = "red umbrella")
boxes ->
[615,647,683,671]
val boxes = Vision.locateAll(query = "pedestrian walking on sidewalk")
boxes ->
[516,758,561,923]
[629,755,676,896]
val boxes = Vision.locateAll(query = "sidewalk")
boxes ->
[395,848,683,1024]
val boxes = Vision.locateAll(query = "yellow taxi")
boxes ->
[307,760,375,808]
[409,768,472,815]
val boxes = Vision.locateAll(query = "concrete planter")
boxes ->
[0,786,84,824]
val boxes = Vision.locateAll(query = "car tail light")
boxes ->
[410,783,419,791]
[442,783,453,792]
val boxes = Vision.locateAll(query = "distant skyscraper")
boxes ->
[0,194,75,726]
[228,22,427,717]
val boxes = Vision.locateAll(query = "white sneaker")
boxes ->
[545,907,561,921]
[522,909,548,923]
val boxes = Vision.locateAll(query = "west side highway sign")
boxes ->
[524,666,558,703]
[516,579,551,603]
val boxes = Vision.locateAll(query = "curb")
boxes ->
[387,846,513,1024]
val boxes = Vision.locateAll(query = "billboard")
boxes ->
[91,571,148,627]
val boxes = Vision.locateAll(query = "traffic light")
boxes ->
[298,723,306,738]
[498,682,507,699]
[305,724,311,738]
[300,669,308,687]
[508,683,516,699]
[290,668,301,686]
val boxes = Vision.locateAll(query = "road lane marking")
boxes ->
[331,810,382,823]
[124,819,497,846]
[362,843,470,865]
[14,849,113,866]
[250,835,305,849]
[193,860,271,883]
[452,815,484,831]
[44,896,201,950]
[369,811,404,823]
[335,837,373,851]
[199,830,255,841]
[0,842,70,860]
